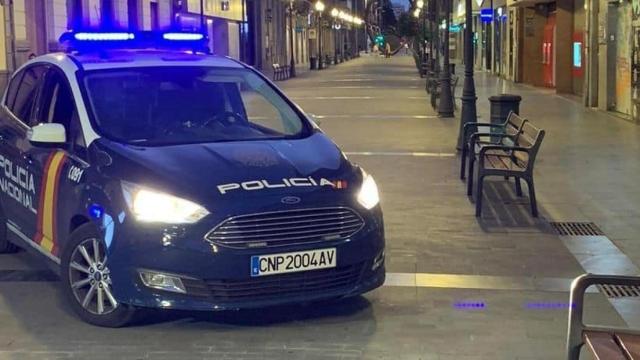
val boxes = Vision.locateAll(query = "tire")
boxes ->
[61,223,136,327]
[0,208,19,254]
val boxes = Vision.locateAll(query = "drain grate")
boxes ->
[549,222,604,236]
[598,284,640,298]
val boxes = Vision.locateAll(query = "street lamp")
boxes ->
[437,0,454,117]
[315,1,325,69]
[289,0,297,78]
[415,1,426,67]
[456,0,478,150]
[331,8,339,64]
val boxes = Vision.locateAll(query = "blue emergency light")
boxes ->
[59,30,209,53]
[73,32,136,41]
[162,32,204,41]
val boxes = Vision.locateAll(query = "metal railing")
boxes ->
[566,273,640,360]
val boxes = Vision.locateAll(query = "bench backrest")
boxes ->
[513,121,545,170]
[505,111,526,139]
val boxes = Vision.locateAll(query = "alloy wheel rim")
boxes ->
[68,238,118,315]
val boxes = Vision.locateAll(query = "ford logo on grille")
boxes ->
[281,196,301,205]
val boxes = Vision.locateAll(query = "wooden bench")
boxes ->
[468,121,545,217]
[567,274,640,360]
[460,111,527,181]
[272,64,290,81]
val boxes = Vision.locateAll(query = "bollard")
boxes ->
[489,94,522,141]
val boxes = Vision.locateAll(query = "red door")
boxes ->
[542,14,556,88]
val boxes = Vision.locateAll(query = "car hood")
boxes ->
[94,132,360,206]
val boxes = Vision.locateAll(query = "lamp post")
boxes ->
[456,0,478,150]
[415,1,426,64]
[289,1,297,77]
[429,0,435,68]
[437,0,454,117]
[315,1,325,69]
[332,8,339,64]
[433,0,440,77]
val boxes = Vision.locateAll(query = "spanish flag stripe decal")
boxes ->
[34,154,55,245]
[36,152,66,254]
[49,155,66,257]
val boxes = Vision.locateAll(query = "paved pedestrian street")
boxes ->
[1,55,640,359]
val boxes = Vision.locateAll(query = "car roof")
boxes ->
[31,50,245,72]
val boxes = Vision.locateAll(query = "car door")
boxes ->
[0,64,48,235]
[21,66,89,258]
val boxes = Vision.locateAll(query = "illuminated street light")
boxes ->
[331,8,339,17]
[417,0,424,8]
[316,1,325,70]
[413,8,421,18]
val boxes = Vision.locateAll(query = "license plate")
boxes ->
[250,248,336,277]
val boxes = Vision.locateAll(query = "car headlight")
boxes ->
[357,171,380,210]
[121,182,210,224]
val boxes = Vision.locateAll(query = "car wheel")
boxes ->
[0,208,19,253]
[61,223,136,327]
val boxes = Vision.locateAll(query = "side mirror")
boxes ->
[27,123,67,144]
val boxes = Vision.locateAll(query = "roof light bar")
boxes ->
[59,30,210,54]
[74,32,135,41]
[162,33,204,41]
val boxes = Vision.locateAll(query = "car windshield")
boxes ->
[82,66,308,145]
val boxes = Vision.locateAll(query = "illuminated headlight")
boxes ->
[122,182,209,224]
[357,171,380,210]
[139,270,186,294]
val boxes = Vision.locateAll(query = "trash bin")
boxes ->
[489,94,522,141]
[310,57,317,70]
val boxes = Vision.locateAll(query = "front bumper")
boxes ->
[105,208,385,311]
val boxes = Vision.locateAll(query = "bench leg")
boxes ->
[526,178,538,217]
[475,175,485,217]
[467,157,475,197]
[460,144,468,180]
[515,178,523,197]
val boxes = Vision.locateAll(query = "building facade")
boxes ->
[451,0,638,122]
[246,0,365,76]
[0,0,175,89]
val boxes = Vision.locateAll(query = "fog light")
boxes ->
[372,250,385,271]
[139,270,187,294]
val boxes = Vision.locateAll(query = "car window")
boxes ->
[12,65,48,124]
[82,67,308,146]
[239,85,293,134]
[4,69,24,110]
[37,69,86,157]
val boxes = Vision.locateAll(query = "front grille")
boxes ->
[205,207,365,249]
[188,263,364,302]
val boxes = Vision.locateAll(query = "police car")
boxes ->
[0,31,385,327]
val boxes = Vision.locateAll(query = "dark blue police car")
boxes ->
[0,31,385,327]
